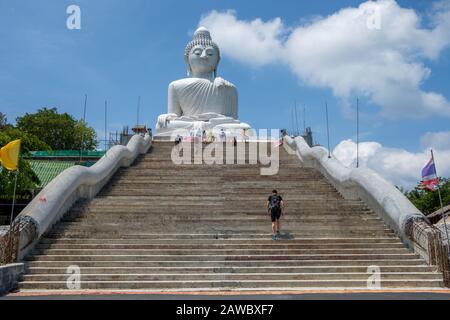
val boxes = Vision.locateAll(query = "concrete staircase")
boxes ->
[18,141,444,291]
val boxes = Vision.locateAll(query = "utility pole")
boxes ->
[291,107,295,137]
[137,96,141,126]
[294,100,299,136]
[104,100,108,151]
[80,94,87,163]
[356,97,359,168]
[326,102,331,158]
[303,105,306,135]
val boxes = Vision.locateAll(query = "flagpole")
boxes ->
[9,170,18,226]
[325,101,331,159]
[431,149,450,249]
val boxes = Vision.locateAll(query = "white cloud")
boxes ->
[199,10,286,66]
[199,0,450,119]
[421,131,450,149]
[333,138,450,189]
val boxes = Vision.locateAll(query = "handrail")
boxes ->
[15,134,152,259]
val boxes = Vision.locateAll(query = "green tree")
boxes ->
[16,107,97,150]
[405,178,450,215]
[0,129,49,201]
[73,120,98,151]
[0,127,50,153]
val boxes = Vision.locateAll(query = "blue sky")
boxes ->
[1,0,450,188]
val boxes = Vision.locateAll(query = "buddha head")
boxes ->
[185,27,220,79]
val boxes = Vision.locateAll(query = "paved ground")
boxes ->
[3,290,450,300]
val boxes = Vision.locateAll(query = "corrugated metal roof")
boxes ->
[29,160,77,188]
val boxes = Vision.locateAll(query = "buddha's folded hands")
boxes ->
[157,113,178,129]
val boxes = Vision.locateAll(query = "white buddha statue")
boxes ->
[155,27,251,139]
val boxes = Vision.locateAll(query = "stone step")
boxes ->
[51,226,390,234]
[65,210,376,217]
[69,205,370,211]
[90,195,353,201]
[44,232,398,239]
[56,218,385,226]
[63,217,383,224]
[32,248,412,256]
[46,233,397,240]
[75,208,370,214]
[22,272,442,282]
[78,206,368,212]
[35,242,404,250]
[38,237,403,244]
[88,197,362,203]
[25,265,437,275]
[18,279,444,290]
[24,259,428,268]
[101,185,339,192]
[49,223,391,232]
[97,195,344,200]
[103,188,339,195]
[66,210,375,216]
[26,253,420,262]
[80,203,370,210]
[65,211,375,218]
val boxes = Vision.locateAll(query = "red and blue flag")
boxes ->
[420,157,439,191]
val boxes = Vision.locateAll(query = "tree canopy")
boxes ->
[405,178,450,215]
[0,127,50,154]
[16,107,97,150]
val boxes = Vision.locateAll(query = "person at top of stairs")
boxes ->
[267,189,285,240]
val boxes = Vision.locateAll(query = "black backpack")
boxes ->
[269,195,281,210]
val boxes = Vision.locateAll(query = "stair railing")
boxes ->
[284,135,450,287]
[11,134,152,261]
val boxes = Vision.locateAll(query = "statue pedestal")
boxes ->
[155,112,252,141]
[154,121,252,141]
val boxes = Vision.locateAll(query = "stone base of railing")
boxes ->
[0,263,24,295]
[0,221,21,266]
[406,218,450,287]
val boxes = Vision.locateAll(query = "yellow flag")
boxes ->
[0,139,21,171]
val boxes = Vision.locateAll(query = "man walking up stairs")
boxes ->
[267,190,285,240]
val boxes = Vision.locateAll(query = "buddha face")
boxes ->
[188,45,219,76]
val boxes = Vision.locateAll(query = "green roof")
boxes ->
[30,150,106,158]
[29,160,77,188]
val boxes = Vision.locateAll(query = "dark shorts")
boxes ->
[270,207,281,222]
